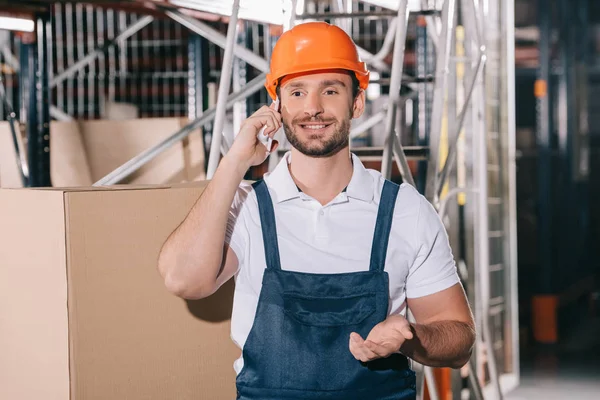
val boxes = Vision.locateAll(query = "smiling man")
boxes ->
[158,22,475,400]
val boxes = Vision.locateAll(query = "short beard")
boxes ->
[283,116,351,158]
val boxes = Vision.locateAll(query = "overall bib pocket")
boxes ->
[280,292,380,391]
[283,293,376,327]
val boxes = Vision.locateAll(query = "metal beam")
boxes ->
[424,0,456,203]
[416,13,432,194]
[165,9,269,73]
[50,106,73,121]
[94,72,266,186]
[381,0,409,179]
[435,52,486,198]
[535,0,553,295]
[356,16,398,71]
[27,14,52,187]
[393,131,416,186]
[504,0,521,385]
[187,34,205,120]
[297,10,399,19]
[350,109,386,139]
[206,0,241,179]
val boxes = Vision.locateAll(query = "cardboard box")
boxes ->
[0,118,205,188]
[0,183,238,399]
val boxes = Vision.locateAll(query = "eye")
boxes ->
[291,91,303,97]
[324,90,338,95]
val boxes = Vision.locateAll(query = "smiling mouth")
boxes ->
[299,123,333,130]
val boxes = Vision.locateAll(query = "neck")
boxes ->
[288,147,353,205]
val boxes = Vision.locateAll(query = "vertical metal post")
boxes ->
[188,34,204,121]
[118,11,127,107]
[233,21,248,145]
[97,7,107,118]
[86,4,95,118]
[27,14,52,187]
[535,0,553,295]
[416,16,429,194]
[443,8,461,396]
[423,366,440,400]
[472,48,493,400]
[245,22,258,116]
[163,17,171,117]
[55,4,65,114]
[451,26,467,400]
[504,0,521,386]
[19,40,32,126]
[206,0,241,178]
[573,0,590,280]
[152,17,159,117]
[107,8,116,105]
[65,3,75,116]
[381,0,409,179]
[460,0,482,391]
[76,3,84,117]
[556,0,573,291]
[424,0,456,204]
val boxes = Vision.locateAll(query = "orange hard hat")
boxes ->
[265,22,370,100]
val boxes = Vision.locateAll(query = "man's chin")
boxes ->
[292,142,349,158]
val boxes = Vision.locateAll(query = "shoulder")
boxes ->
[367,170,425,216]
[231,181,259,216]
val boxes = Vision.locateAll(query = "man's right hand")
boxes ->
[227,102,281,169]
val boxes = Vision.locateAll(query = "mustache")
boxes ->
[292,116,337,125]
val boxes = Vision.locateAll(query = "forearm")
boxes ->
[158,154,248,296]
[400,320,476,368]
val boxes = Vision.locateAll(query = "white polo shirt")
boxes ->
[225,152,459,373]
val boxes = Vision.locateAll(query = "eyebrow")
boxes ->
[284,79,347,91]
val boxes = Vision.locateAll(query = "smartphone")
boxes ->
[258,97,279,152]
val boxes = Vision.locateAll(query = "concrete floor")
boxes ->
[506,316,600,400]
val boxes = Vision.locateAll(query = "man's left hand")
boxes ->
[349,315,414,362]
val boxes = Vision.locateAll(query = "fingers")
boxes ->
[400,325,414,340]
[255,105,282,135]
[364,340,391,358]
[349,332,379,362]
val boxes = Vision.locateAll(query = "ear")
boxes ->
[352,89,366,119]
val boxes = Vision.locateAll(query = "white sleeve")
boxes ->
[406,196,460,299]
[224,182,253,266]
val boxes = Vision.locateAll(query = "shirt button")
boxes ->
[319,210,324,216]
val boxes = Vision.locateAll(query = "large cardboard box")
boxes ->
[0,118,205,188]
[0,183,238,399]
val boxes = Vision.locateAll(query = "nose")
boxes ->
[303,91,324,118]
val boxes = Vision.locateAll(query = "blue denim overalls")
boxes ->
[235,179,416,399]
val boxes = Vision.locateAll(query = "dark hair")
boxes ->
[275,71,361,99]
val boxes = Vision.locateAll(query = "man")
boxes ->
[158,22,475,400]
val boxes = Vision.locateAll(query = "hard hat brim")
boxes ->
[265,60,370,100]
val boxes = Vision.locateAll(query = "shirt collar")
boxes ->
[264,152,375,203]
[346,153,375,202]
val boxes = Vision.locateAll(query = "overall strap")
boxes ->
[369,180,400,272]
[252,180,282,271]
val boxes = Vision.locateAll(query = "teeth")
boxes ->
[304,125,326,130]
